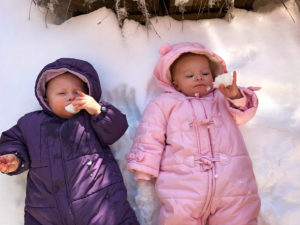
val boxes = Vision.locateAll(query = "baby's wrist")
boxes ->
[229,90,242,99]
[90,103,101,115]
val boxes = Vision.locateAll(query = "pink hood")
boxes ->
[153,42,227,92]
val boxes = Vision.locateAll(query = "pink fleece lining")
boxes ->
[36,68,91,111]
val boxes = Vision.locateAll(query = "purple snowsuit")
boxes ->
[0,58,139,225]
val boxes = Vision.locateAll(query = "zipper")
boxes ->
[59,123,77,225]
[200,95,219,216]
[189,96,217,217]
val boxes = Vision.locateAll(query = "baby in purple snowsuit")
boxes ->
[0,58,139,225]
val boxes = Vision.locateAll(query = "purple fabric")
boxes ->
[0,58,139,225]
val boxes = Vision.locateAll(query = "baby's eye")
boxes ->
[202,73,209,76]
[58,92,66,95]
[186,74,194,78]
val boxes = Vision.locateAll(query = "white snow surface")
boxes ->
[1,0,300,224]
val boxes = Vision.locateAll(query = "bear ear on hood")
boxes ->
[159,43,172,56]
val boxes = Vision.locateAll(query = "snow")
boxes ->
[213,72,234,88]
[0,0,300,224]
[175,0,190,6]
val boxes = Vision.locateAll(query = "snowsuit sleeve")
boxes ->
[126,100,167,181]
[90,101,128,146]
[0,120,30,175]
[225,87,258,125]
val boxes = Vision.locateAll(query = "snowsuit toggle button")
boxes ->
[189,119,214,128]
[194,155,220,171]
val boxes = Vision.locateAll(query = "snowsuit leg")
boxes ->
[156,171,211,225]
[208,194,260,225]
[158,198,207,225]
[25,211,42,225]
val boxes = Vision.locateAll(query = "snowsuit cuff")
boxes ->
[127,160,159,179]
[91,102,109,121]
[225,87,258,125]
[134,171,152,181]
[227,88,247,110]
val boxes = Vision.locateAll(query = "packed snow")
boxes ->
[213,72,234,88]
[0,0,299,224]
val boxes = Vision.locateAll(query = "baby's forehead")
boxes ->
[48,72,84,84]
[46,73,87,93]
[173,54,210,70]
[177,53,209,64]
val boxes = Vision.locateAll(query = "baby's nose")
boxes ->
[68,93,76,101]
[194,74,202,80]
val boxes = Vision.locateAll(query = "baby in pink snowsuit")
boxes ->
[127,42,261,225]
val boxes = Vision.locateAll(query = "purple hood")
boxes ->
[35,58,102,113]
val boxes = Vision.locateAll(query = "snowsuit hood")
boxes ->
[153,42,227,92]
[35,58,102,113]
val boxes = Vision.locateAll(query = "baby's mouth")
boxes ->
[194,84,206,88]
[65,103,79,114]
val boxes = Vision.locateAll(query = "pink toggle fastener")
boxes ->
[195,155,220,171]
[199,119,214,126]
[189,119,214,127]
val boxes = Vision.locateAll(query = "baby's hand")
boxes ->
[72,90,101,115]
[0,154,19,173]
[218,71,242,99]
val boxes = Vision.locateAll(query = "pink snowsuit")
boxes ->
[127,42,261,225]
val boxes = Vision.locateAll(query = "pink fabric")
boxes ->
[127,42,260,225]
[134,172,152,181]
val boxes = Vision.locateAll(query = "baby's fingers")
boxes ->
[76,90,87,97]
[73,100,90,108]
[0,155,6,162]
[232,71,237,86]
[0,155,18,173]
[0,164,8,173]
[0,157,8,172]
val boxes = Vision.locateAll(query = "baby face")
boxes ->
[45,73,86,119]
[172,54,213,97]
